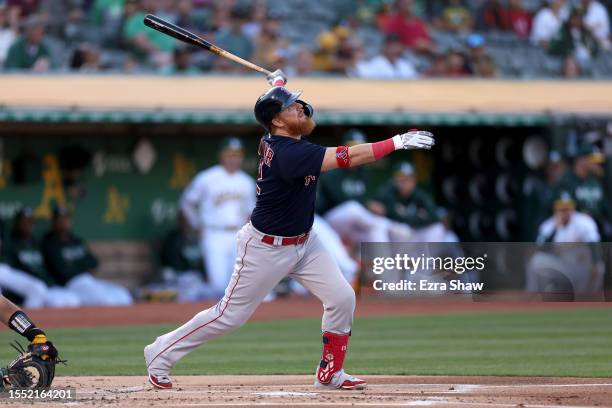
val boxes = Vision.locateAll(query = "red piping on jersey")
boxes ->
[146,237,252,369]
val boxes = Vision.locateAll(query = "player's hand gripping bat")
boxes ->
[143,14,286,86]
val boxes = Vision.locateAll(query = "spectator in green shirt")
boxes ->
[3,14,52,71]
[41,207,133,306]
[371,161,446,242]
[213,6,253,72]
[122,0,174,67]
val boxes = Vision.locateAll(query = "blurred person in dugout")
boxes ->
[527,191,604,299]
[180,137,255,297]
[318,129,395,246]
[158,211,214,302]
[41,207,133,306]
[0,208,80,308]
[554,144,612,239]
[370,161,447,243]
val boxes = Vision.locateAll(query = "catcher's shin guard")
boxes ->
[316,332,349,384]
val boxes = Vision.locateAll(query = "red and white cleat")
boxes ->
[314,369,367,390]
[148,374,173,389]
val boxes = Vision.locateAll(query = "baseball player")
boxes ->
[527,191,604,296]
[371,161,446,243]
[320,130,394,245]
[144,74,435,390]
[180,137,256,296]
[0,293,59,388]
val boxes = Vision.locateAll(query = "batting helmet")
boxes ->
[254,86,313,130]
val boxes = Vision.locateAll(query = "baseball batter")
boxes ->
[180,137,256,296]
[144,78,435,390]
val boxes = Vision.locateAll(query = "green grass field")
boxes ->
[0,308,610,377]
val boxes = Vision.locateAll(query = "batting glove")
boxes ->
[267,69,287,86]
[392,130,435,150]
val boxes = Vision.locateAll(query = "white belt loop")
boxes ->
[273,236,282,246]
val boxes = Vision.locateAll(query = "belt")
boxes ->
[261,232,310,246]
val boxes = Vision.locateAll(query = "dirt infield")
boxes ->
[12,375,605,407]
[15,296,612,329]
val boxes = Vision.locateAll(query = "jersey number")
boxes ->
[256,141,274,195]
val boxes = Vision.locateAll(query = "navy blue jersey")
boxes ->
[250,135,326,236]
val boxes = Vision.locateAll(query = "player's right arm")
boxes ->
[321,130,435,172]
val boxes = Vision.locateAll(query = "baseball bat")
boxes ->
[143,14,272,76]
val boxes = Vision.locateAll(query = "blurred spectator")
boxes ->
[241,0,266,39]
[174,0,209,34]
[3,14,52,71]
[158,212,213,302]
[335,26,362,75]
[477,0,507,30]
[69,42,102,72]
[508,0,532,38]
[580,0,610,50]
[446,49,470,76]
[88,0,125,47]
[473,54,497,77]
[531,0,568,48]
[355,33,418,78]
[478,0,532,36]
[6,0,40,18]
[2,208,80,308]
[465,34,498,77]
[285,47,315,77]
[159,47,200,75]
[122,0,174,68]
[313,31,340,73]
[371,161,445,242]
[252,12,286,69]
[384,0,436,54]
[0,4,17,66]
[214,6,253,72]
[549,7,599,63]
[39,0,85,41]
[424,52,449,76]
[562,55,582,77]
[41,207,133,306]
[436,0,473,33]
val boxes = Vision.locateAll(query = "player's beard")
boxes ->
[287,116,316,136]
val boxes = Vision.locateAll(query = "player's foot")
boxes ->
[148,374,173,389]
[144,344,173,389]
[314,369,367,390]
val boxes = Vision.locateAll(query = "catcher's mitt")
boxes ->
[2,341,63,389]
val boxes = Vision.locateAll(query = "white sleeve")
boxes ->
[530,12,546,45]
[580,215,601,242]
[536,218,555,243]
[180,174,205,229]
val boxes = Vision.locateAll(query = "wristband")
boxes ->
[8,311,45,342]
[335,146,350,168]
[372,138,396,160]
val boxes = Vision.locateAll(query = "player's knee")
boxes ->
[330,286,356,316]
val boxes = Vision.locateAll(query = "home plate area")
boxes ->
[38,375,612,407]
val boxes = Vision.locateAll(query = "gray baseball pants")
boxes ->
[145,222,355,376]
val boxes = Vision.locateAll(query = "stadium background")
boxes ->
[0,1,610,405]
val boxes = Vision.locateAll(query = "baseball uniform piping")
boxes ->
[147,236,253,368]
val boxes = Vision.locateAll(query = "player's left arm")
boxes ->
[321,130,435,172]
